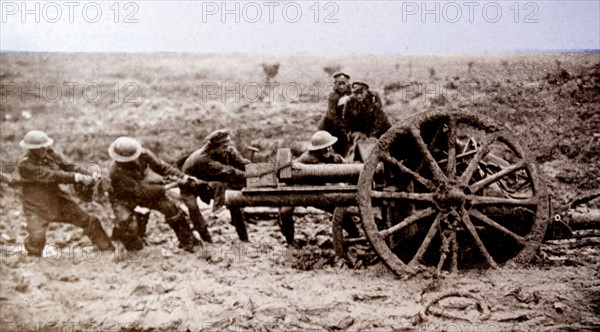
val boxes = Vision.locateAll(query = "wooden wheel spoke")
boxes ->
[469,209,527,246]
[446,117,457,178]
[379,207,437,238]
[469,195,538,206]
[438,150,478,165]
[409,126,447,183]
[460,209,499,268]
[408,212,442,267]
[469,161,528,193]
[380,152,436,191]
[459,133,499,186]
[370,190,435,203]
[344,237,368,245]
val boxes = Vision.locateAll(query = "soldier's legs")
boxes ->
[111,202,144,251]
[153,197,198,252]
[24,213,50,257]
[208,181,249,242]
[278,207,295,245]
[211,182,226,212]
[61,200,114,251]
[180,191,212,243]
[342,213,361,238]
[229,207,249,242]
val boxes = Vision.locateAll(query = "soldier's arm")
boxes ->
[0,172,14,184]
[371,105,392,138]
[18,160,77,184]
[371,91,383,109]
[49,149,94,175]
[332,154,345,164]
[342,100,358,133]
[111,172,165,201]
[228,148,251,169]
[327,93,338,113]
[143,150,185,178]
[204,159,246,183]
[319,94,339,131]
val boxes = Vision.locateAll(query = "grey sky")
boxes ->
[0,1,598,53]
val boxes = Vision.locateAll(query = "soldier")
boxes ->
[278,131,346,246]
[108,136,199,252]
[319,72,352,156]
[16,130,114,256]
[181,129,251,242]
[343,81,391,159]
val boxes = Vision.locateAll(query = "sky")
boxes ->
[0,0,599,53]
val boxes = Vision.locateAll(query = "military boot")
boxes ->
[111,217,144,251]
[166,211,197,253]
[190,212,212,243]
[230,207,249,242]
[84,218,115,251]
[278,207,295,245]
[135,211,150,238]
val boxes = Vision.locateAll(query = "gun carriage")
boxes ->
[225,110,549,276]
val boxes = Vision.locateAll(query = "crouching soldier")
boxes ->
[181,129,250,242]
[279,131,348,246]
[107,137,199,252]
[17,130,114,256]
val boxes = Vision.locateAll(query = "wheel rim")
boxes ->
[332,207,377,268]
[357,110,548,276]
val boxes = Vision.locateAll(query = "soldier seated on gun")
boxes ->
[16,130,115,257]
[107,137,200,252]
[181,129,251,242]
[279,131,356,246]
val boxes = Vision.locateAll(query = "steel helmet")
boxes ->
[307,131,338,151]
[19,130,54,149]
[108,137,142,162]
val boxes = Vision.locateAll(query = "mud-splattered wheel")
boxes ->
[332,206,379,268]
[357,110,548,276]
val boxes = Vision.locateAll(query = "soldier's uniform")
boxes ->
[294,150,345,165]
[16,131,114,256]
[343,89,391,139]
[279,131,345,245]
[108,137,198,252]
[181,130,251,242]
[319,73,352,156]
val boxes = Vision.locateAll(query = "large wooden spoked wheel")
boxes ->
[357,110,548,276]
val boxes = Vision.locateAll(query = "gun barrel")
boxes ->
[225,185,357,208]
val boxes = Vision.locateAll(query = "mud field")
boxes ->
[0,53,599,331]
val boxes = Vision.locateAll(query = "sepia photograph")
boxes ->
[0,1,599,331]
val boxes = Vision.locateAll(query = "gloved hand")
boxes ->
[75,172,101,185]
[349,131,368,142]
[177,175,190,186]
[91,172,102,182]
[177,174,202,190]
[74,173,92,185]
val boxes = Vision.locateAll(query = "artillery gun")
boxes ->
[225,109,549,276]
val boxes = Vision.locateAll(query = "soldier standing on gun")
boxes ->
[181,129,251,242]
[319,72,353,156]
[107,137,200,252]
[16,130,114,256]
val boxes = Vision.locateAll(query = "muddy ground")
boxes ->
[0,53,599,331]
